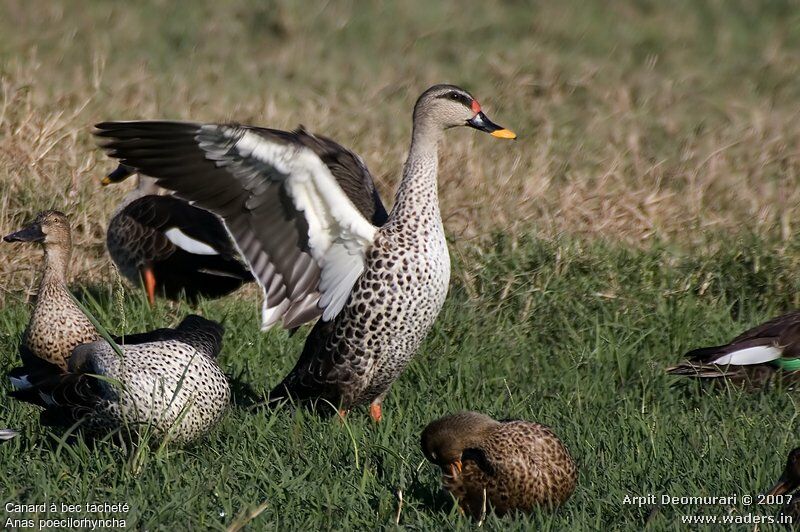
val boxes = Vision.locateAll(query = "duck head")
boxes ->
[421,411,500,478]
[3,210,70,247]
[413,84,516,140]
[767,447,800,496]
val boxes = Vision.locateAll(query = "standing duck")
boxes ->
[11,314,231,444]
[93,84,515,421]
[421,411,578,518]
[764,447,800,526]
[103,164,254,304]
[3,210,101,377]
[666,312,800,389]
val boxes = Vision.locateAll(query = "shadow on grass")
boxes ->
[405,478,459,516]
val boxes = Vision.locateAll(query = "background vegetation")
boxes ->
[2,0,800,529]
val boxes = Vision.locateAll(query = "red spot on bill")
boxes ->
[471,100,481,114]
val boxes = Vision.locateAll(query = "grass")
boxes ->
[3,235,800,530]
[2,0,800,529]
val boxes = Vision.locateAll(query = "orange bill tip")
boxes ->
[490,128,517,140]
[101,176,112,186]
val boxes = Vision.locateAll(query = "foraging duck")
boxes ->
[666,312,800,389]
[764,447,800,525]
[93,84,515,421]
[3,211,101,374]
[103,164,254,304]
[11,314,230,444]
[421,411,577,518]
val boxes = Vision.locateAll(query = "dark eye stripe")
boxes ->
[437,91,472,108]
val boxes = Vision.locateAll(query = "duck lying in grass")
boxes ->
[103,164,253,305]
[11,315,230,444]
[421,411,577,519]
[4,210,230,444]
[666,313,800,389]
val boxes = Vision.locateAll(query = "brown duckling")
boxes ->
[3,210,100,375]
[421,411,577,518]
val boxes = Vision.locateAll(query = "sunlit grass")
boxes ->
[2,0,800,529]
[2,236,799,529]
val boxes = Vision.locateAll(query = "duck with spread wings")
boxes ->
[93,84,515,421]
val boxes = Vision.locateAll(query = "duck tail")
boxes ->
[665,361,734,379]
[175,315,225,358]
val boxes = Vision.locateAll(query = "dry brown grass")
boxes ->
[2,0,800,298]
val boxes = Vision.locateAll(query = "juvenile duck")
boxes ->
[103,164,253,304]
[3,210,100,374]
[11,315,231,444]
[94,84,514,421]
[765,447,800,526]
[421,411,577,518]
[666,312,800,389]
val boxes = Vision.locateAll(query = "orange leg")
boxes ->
[338,409,349,420]
[369,403,382,423]
[142,266,156,306]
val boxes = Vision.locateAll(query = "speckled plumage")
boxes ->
[3,210,100,371]
[13,315,230,444]
[93,84,515,418]
[422,412,577,518]
[271,147,450,408]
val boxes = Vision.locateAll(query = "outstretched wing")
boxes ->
[95,121,379,329]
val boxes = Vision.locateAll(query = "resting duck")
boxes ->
[666,312,800,389]
[94,84,514,421]
[421,411,577,518]
[103,164,253,304]
[3,210,101,376]
[11,314,230,444]
[5,210,230,443]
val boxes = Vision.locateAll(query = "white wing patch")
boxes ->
[711,345,782,365]
[165,228,219,255]
[213,127,376,327]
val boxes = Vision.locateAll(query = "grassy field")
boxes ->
[2,0,800,530]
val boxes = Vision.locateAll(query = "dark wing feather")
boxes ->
[268,318,344,403]
[125,195,241,256]
[95,120,386,330]
[683,311,800,363]
[729,311,800,344]
[112,315,224,358]
[110,196,253,300]
[254,126,389,225]
[8,348,102,417]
